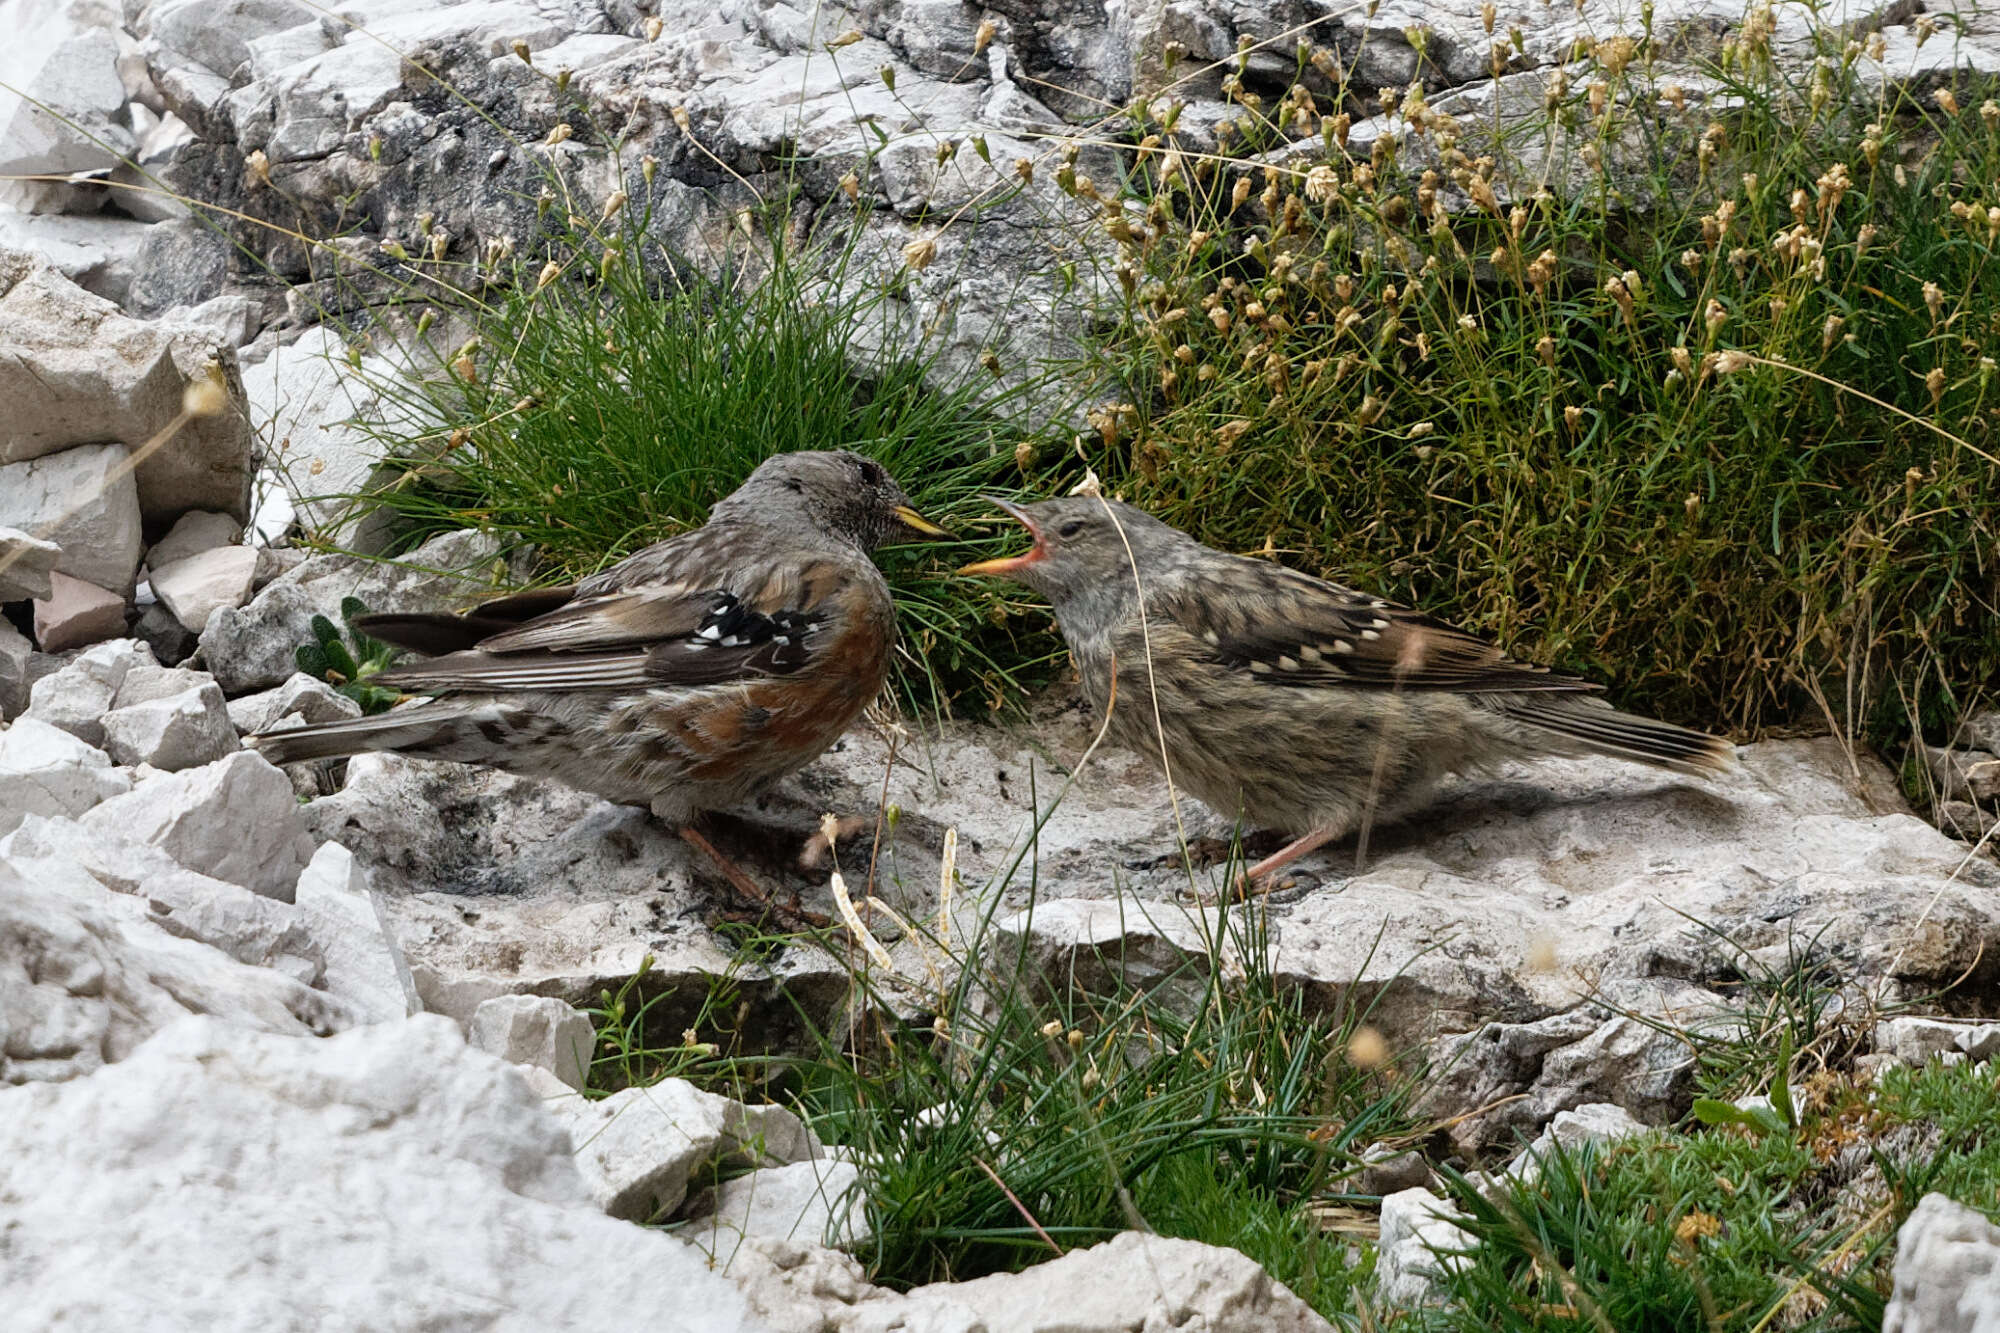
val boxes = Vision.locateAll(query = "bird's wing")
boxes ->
[372,530,874,693]
[1152,556,1597,694]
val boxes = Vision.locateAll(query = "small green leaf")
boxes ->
[309,613,341,650]
[296,644,331,678]
[1771,1030,1797,1130]
[1691,1098,1763,1131]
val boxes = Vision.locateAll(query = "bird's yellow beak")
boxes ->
[891,505,951,539]
[954,497,1045,577]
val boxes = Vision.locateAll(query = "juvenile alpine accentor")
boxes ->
[960,494,1732,883]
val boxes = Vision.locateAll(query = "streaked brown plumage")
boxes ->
[960,495,1734,882]
[252,451,943,832]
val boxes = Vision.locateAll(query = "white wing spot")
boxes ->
[1277,655,1299,671]
[1327,640,1354,654]
[697,623,723,641]
[1248,660,1273,674]
[1202,629,1221,645]
[1299,644,1322,662]
[1370,618,1391,629]
[1360,629,1381,641]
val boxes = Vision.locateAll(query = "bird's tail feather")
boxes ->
[249,705,486,767]
[1492,696,1736,777]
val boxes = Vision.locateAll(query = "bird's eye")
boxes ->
[854,457,886,485]
[1057,519,1086,539]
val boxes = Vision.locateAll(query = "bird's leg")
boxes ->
[678,824,831,930]
[1237,827,1339,894]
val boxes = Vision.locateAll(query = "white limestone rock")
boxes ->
[226,671,363,735]
[0,524,59,601]
[78,750,315,901]
[114,661,219,707]
[0,716,131,836]
[151,545,259,632]
[293,842,420,1024]
[0,0,134,184]
[1883,1192,2000,1333]
[466,993,592,1091]
[0,856,348,1083]
[1376,1187,1475,1308]
[0,255,253,523]
[99,679,238,770]
[1,814,320,978]
[546,1077,822,1222]
[730,1231,1335,1332]
[145,508,242,571]
[690,1157,870,1252]
[0,442,142,595]
[0,1014,765,1330]
[23,637,154,746]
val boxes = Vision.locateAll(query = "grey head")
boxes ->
[957,494,1195,635]
[709,450,948,552]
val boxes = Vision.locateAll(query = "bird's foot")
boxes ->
[1126,830,1289,873]
[1227,828,1339,899]
[679,824,831,931]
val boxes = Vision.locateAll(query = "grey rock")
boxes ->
[122,215,237,318]
[0,256,254,524]
[151,545,259,632]
[1355,1146,1433,1197]
[1503,1102,1649,1186]
[99,679,238,770]
[0,443,143,596]
[1959,1025,2000,1063]
[1958,710,2000,755]
[1877,1015,1971,1065]
[145,509,242,571]
[132,601,200,666]
[1941,800,1998,844]
[79,750,315,900]
[1374,1188,1474,1309]
[1925,745,1997,805]
[0,854,347,1083]
[1883,1192,2000,1333]
[467,993,593,1091]
[199,528,515,693]
[546,1077,822,1222]
[0,716,131,836]
[31,571,127,653]
[292,841,422,1023]
[0,621,31,718]
[24,637,155,746]
[226,671,363,735]
[0,1014,766,1329]
[0,525,60,601]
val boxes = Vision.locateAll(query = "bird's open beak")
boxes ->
[954,497,1045,577]
[891,505,952,539]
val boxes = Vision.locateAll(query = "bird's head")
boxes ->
[723,450,948,551]
[956,495,1182,609]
